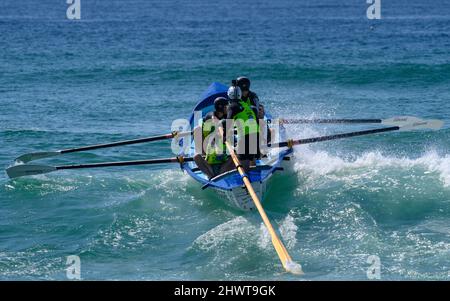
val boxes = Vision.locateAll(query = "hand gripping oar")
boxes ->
[280,115,429,126]
[6,156,193,179]
[218,127,303,275]
[14,131,192,164]
[269,118,444,148]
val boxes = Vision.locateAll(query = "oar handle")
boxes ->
[270,126,400,148]
[280,118,382,124]
[60,131,192,154]
[56,157,193,170]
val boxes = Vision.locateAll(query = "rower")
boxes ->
[236,76,265,119]
[193,97,234,179]
[236,77,271,147]
[224,81,260,172]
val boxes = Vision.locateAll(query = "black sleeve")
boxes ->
[251,105,258,117]
[226,101,241,119]
[249,92,260,107]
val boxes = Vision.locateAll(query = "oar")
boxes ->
[14,131,192,164]
[269,118,444,148]
[218,127,303,275]
[280,115,427,126]
[6,156,193,179]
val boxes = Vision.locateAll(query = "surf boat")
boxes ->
[179,82,293,211]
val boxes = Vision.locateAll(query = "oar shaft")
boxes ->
[60,131,191,154]
[61,135,171,154]
[270,126,399,148]
[281,118,382,124]
[14,131,192,164]
[55,157,193,170]
[218,127,301,274]
[227,151,282,249]
[6,156,194,178]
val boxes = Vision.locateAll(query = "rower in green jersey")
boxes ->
[236,76,265,119]
[236,76,272,146]
[224,81,261,172]
[193,97,235,179]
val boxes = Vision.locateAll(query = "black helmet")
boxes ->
[214,97,228,112]
[236,76,250,92]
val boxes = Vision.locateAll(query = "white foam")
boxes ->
[278,214,298,249]
[192,216,255,252]
[293,149,450,187]
[285,260,304,275]
[258,223,271,250]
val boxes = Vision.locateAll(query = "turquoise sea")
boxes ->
[1,0,449,280]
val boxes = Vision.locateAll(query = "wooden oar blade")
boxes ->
[285,260,304,275]
[399,118,444,131]
[381,116,421,127]
[6,164,57,179]
[272,237,304,275]
[427,119,445,130]
[15,151,61,164]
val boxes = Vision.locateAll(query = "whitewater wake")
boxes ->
[293,148,450,188]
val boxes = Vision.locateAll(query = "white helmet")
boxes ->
[227,86,242,100]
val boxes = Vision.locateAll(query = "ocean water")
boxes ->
[1,0,450,280]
